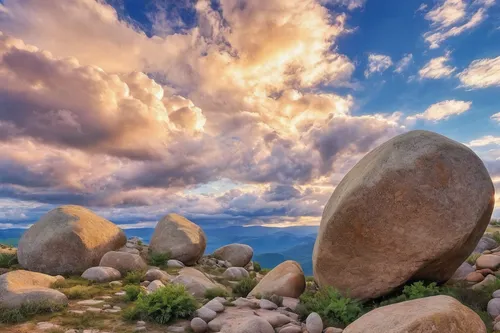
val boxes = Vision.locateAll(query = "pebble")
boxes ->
[115,291,126,296]
[77,300,104,306]
[86,307,103,313]
[137,321,146,326]
[36,322,60,331]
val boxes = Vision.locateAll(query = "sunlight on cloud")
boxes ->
[492,113,500,123]
[364,53,393,77]
[407,100,471,122]
[458,56,500,89]
[394,54,413,73]
[419,51,456,79]
[468,135,500,147]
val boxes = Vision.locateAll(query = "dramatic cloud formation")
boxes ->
[419,52,456,79]
[408,100,472,122]
[365,53,393,77]
[458,56,500,89]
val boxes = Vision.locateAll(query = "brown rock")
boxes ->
[477,268,495,276]
[213,244,254,267]
[476,255,500,270]
[466,272,485,283]
[313,131,495,300]
[99,251,147,274]
[248,261,305,298]
[343,295,486,333]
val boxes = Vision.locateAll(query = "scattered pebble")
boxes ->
[77,299,104,306]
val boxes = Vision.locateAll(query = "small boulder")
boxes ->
[466,272,485,283]
[448,262,475,283]
[99,251,147,274]
[220,315,274,333]
[191,317,208,333]
[147,280,165,293]
[306,312,323,333]
[279,326,302,333]
[81,267,121,283]
[474,236,498,253]
[213,244,253,267]
[205,299,225,312]
[149,214,206,266]
[168,259,185,268]
[196,306,217,322]
[143,269,171,282]
[489,298,500,318]
[476,254,500,270]
[324,328,344,333]
[223,267,249,280]
[472,274,498,291]
[493,290,500,298]
[259,299,278,310]
[282,297,299,311]
[343,295,486,333]
[248,261,305,298]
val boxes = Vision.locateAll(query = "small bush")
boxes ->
[63,285,102,300]
[0,301,65,323]
[148,252,170,268]
[125,285,143,302]
[260,268,271,275]
[298,287,363,328]
[124,270,145,285]
[232,277,258,297]
[492,232,500,244]
[133,284,198,324]
[253,262,261,272]
[403,281,440,300]
[204,287,229,300]
[51,276,90,289]
[466,253,481,265]
[122,305,140,321]
[0,253,18,268]
[137,240,144,246]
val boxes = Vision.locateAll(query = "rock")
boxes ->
[37,322,61,331]
[149,214,206,265]
[141,281,150,287]
[259,299,278,310]
[109,281,122,288]
[220,315,274,333]
[77,300,104,306]
[248,261,305,298]
[476,255,500,270]
[17,205,126,275]
[282,297,299,311]
[477,268,495,276]
[171,267,222,298]
[204,299,225,312]
[489,298,500,318]
[313,131,495,300]
[196,306,217,322]
[255,309,292,327]
[147,280,165,293]
[115,291,126,296]
[474,236,498,253]
[137,320,146,326]
[449,262,475,283]
[135,327,147,332]
[472,274,497,291]
[324,328,343,333]
[0,270,68,309]
[99,251,147,274]
[494,321,500,332]
[278,325,302,333]
[118,246,140,255]
[85,307,102,313]
[191,317,208,333]
[143,268,171,282]
[306,312,323,333]
[81,267,121,282]
[168,259,185,268]
[223,267,249,280]
[493,290,500,298]
[213,244,253,267]
[343,295,486,333]
[466,272,485,282]
[232,297,259,308]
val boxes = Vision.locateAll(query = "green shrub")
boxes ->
[298,287,363,328]
[125,285,143,302]
[204,287,229,300]
[492,232,500,244]
[133,284,198,324]
[0,253,18,268]
[0,301,65,323]
[403,281,440,300]
[253,262,261,272]
[148,252,170,267]
[51,276,90,289]
[122,305,140,321]
[63,285,102,300]
[124,270,144,285]
[137,240,144,246]
[466,253,481,265]
[232,277,258,297]
[260,268,271,274]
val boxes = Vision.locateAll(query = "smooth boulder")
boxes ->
[213,244,253,267]
[81,267,121,282]
[343,295,486,333]
[99,251,147,274]
[172,267,222,298]
[248,261,305,298]
[449,262,475,283]
[149,214,206,265]
[313,130,495,300]
[17,205,126,275]
[223,267,249,280]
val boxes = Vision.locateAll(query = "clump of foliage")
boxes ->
[0,301,65,323]
[260,293,283,307]
[491,232,500,244]
[490,219,500,227]
[378,281,440,306]
[51,276,90,289]
[125,285,143,302]
[127,284,198,324]
[232,277,258,297]
[260,268,271,275]
[298,286,363,328]
[0,253,18,268]
[204,287,229,300]
[63,285,103,300]
[137,240,144,246]
[124,270,145,285]
[253,261,261,272]
[148,252,171,268]
[466,253,481,265]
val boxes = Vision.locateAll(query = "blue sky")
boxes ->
[0,0,498,231]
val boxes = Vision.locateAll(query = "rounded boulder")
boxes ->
[213,244,253,267]
[248,261,305,298]
[313,130,495,300]
[99,251,147,274]
[81,267,121,282]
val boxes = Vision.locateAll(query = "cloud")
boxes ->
[408,100,472,122]
[457,56,500,89]
[394,54,413,73]
[365,53,393,77]
[492,113,500,123]
[419,51,456,79]
[321,0,367,10]
[425,0,467,27]
[468,135,500,147]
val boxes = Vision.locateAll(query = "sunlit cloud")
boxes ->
[458,56,500,89]
[407,100,471,122]
[468,135,500,147]
[419,51,456,79]
[365,53,393,77]
[394,54,413,73]
[492,113,500,123]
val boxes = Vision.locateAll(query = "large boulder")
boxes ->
[313,130,495,300]
[17,205,126,275]
[99,251,147,274]
[248,261,305,298]
[149,214,206,266]
[0,270,68,309]
[213,244,253,267]
[343,295,486,333]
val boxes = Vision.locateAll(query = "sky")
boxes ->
[0,0,499,230]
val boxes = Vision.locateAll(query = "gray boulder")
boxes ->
[223,267,249,280]
[81,267,121,282]
[213,244,253,267]
[99,251,147,274]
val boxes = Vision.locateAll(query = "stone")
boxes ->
[149,213,206,265]
[65,330,79,333]
[324,328,344,333]
[147,280,165,293]
[343,295,486,333]
[140,281,150,287]
[77,299,104,306]
[81,266,121,282]
[196,306,217,322]
[86,307,102,313]
[99,251,147,274]
[104,308,121,313]
[476,255,500,270]
[17,205,126,275]
[37,322,60,331]
[248,261,305,298]
[220,315,274,333]
[313,131,495,300]
[306,312,323,333]
[171,267,222,298]
[232,297,259,308]
[282,297,299,311]
[477,268,495,276]
[278,325,302,333]
[472,274,497,291]
[255,309,292,327]
[494,322,500,332]
[474,236,498,253]
[0,270,68,309]
[449,262,475,283]
[259,299,277,310]
[168,259,185,268]
[143,268,171,282]
[69,310,85,315]
[493,290,500,298]
[488,298,500,318]
[109,281,122,288]
[118,246,140,255]
[134,327,147,332]
[137,321,146,326]
[191,317,208,333]
[223,267,250,280]
[466,272,485,282]
[115,291,126,296]
[204,299,225,312]
[213,244,254,267]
